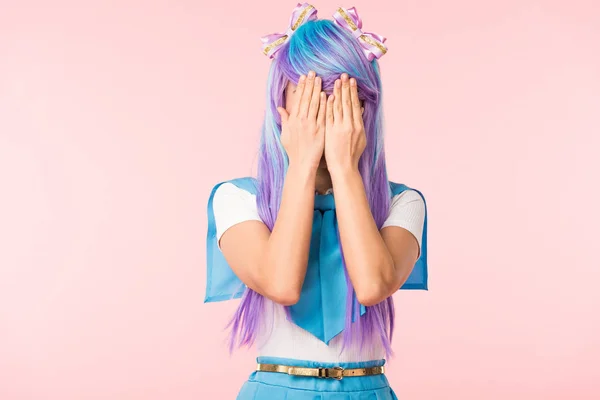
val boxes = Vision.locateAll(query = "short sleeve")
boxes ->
[381,189,426,257]
[212,182,263,250]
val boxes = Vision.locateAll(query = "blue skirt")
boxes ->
[236,356,398,399]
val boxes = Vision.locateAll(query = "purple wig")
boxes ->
[226,18,395,358]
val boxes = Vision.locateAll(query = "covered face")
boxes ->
[284,80,364,115]
[283,79,364,170]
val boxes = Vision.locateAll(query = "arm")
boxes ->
[218,166,317,306]
[330,169,422,306]
[324,73,423,306]
[218,71,326,306]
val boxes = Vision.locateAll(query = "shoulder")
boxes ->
[211,176,258,197]
[388,181,426,209]
[387,189,425,222]
[383,184,426,252]
[214,181,256,201]
[210,179,263,245]
[211,177,258,206]
[212,181,259,216]
[391,189,423,205]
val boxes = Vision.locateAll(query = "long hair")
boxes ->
[226,19,395,358]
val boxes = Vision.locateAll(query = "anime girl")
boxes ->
[204,3,428,399]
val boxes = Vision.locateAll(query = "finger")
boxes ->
[350,77,362,126]
[299,70,316,117]
[293,74,307,117]
[316,90,326,127]
[341,73,352,123]
[277,106,289,124]
[333,78,342,123]
[326,93,335,128]
[308,76,322,119]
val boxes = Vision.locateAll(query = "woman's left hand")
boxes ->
[324,73,366,175]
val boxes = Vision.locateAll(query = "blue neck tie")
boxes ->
[288,192,366,344]
[204,177,428,345]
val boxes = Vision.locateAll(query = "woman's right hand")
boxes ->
[219,71,327,306]
[277,70,326,171]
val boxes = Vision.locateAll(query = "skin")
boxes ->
[218,71,420,307]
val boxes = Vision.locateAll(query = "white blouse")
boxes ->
[212,182,426,362]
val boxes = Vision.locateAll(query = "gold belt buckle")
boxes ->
[317,366,344,380]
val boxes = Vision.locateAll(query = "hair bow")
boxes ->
[261,2,318,59]
[332,6,388,61]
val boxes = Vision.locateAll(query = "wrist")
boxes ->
[328,163,360,182]
[286,162,317,190]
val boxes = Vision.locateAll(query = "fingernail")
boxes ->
[300,75,306,82]
[308,71,315,78]
[350,78,356,86]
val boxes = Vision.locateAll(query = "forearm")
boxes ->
[260,163,316,303]
[330,167,396,305]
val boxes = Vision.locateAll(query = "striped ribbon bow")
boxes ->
[261,2,318,59]
[260,4,387,62]
[332,6,388,61]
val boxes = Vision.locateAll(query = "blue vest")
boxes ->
[204,176,428,344]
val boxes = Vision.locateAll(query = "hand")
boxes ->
[277,71,326,172]
[324,73,366,175]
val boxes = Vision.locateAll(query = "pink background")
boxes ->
[1,1,599,399]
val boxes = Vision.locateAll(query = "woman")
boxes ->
[204,3,428,399]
